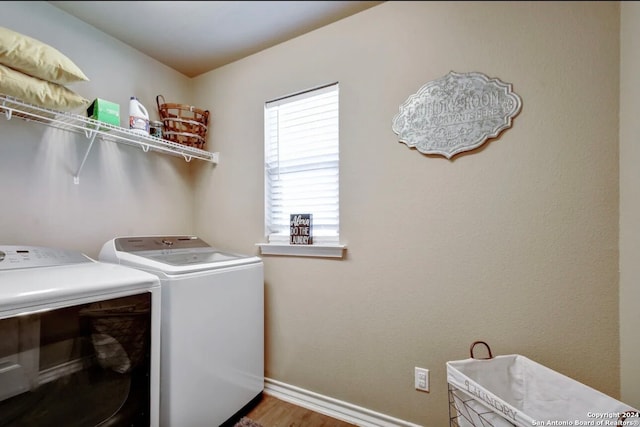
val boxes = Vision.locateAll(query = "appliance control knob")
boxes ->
[0,251,4,262]
[162,239,174,246]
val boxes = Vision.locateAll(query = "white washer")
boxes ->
[0,245,161,427]
[99,235,264,427]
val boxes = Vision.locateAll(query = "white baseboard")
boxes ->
[264,378,423,427]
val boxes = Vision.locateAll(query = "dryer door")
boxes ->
[0,315,39,401]
[0,292,153,427]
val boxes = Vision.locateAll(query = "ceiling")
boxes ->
[48,1,383,78]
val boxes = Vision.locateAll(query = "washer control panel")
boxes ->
[0,246,91,270]
[114,236,208,252]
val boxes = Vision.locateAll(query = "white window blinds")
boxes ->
[264,83,339,244]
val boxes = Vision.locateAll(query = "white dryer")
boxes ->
[0,245,161,427]
[99,235,264,427]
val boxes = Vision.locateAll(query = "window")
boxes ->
[260,82,344,257]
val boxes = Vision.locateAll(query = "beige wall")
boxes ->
[193,1,621,425]
[0,2,195,258]
[620,1,640,409]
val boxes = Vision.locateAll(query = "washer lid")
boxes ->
[105,236,261,273]
[133,247,245,266]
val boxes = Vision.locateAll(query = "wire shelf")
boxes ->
[0,94,219,183]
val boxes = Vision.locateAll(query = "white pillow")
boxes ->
[0,26,89,85]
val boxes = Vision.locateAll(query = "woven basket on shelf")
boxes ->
[156,95,209,149]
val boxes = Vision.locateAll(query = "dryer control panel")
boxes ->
[0,246,91,270]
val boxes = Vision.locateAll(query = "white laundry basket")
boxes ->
[447,342,640,427]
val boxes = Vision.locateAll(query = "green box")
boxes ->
[87,98,120,128]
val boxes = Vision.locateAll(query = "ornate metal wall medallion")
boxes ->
[392,71,522,159]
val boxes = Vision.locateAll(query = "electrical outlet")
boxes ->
[414,367,429,392]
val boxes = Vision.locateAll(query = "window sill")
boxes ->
[256,243,346,258]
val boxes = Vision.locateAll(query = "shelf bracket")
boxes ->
[73,132,99,184]
[2,106,12,120]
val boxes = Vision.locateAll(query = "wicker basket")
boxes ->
[156,95,209,149]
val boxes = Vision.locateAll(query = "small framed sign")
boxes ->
[290,214,313,245]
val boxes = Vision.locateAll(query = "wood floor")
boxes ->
[244,394,357,427]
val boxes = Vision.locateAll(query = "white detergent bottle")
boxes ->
[129,96,150,135]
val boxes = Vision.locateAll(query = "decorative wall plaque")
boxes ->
[392,71,522,159]
[290,214,313,245]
